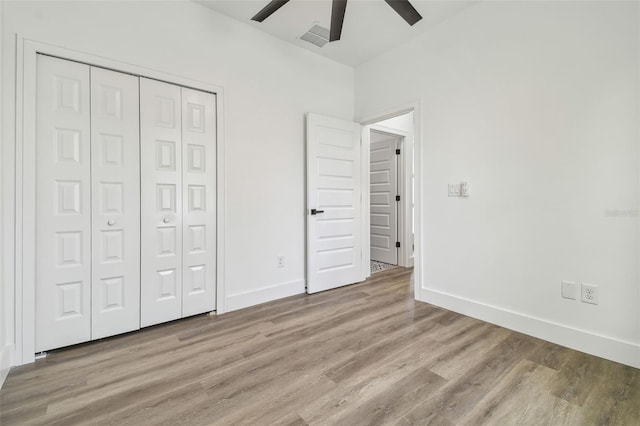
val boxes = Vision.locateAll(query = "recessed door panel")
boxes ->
[100,134,124,166]
[157,269,178,301]
[157,226,177,256]
[99,85,123,119]
[54,76,82,112]
[188,225,206,253]
[57,282,83,318]
[54,180,82,215]
[181,87,216,316]
[187,144,206,172]
[56,231,83,266]
[101,276,125,312]
[141,78,183,326]
[188,185,206,212]
[186,265,206,295]
[156,140,176,170]
[54,129,81,163]
[100,182,124,214]
[36,55,92,352]
[317,248,355,272]
[317,219,354,240]
[90,66,140,339]
[101,230,124,263]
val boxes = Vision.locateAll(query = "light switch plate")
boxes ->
[448,184,460,197]
[561,280,577,300]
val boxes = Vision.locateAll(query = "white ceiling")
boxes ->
[195,0,476,67]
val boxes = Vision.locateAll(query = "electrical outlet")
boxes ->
[277,255,285,268]
[561,280,577,300]
[460,182,469,197]
[581,283,598,305]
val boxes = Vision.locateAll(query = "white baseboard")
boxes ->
[0,344,14,390]
[225,279,305,313]
[419,287,640,369]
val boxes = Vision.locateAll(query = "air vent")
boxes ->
[300,24,330,48]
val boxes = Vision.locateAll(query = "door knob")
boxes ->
[163,217,170,224]
[310,209,325,215]
[107,220,116,226]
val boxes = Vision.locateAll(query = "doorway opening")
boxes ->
[366,111,415,275]
[306,104,421,298]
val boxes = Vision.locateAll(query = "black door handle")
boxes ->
[311,209,325,215]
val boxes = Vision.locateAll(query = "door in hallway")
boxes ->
[370,131,399,265]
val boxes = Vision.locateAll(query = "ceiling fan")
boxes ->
[251,0,423,42]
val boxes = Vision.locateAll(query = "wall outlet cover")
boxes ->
[460,181,469,197]
[581,283,598,305]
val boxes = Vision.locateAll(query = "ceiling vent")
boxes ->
[300,24,330,48]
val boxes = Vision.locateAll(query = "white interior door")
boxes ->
[90,67,141,339]
[370,132,399,265]
[181,87,216,316]
[306,113,363,294]
[140,78,183,327]
[36,55,92,352]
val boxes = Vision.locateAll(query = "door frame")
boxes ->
[10,37,227,365]
[368,126,413,268]
[358,101,422,299]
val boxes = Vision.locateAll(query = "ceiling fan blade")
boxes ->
[251,0,291,22]
[330,0,348,42]
[383,0,422,26]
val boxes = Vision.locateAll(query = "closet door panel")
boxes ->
[36,55,91,352]
[181,88,216,316]
[90,67,141,339]
[140,78,183,327]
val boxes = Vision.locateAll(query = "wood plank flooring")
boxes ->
[1,267,639,425]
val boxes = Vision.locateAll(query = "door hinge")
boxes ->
[395,195,400,201]
[396,242,401,248]
[396,148,401,155]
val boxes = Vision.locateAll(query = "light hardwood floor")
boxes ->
[1,267,639,425]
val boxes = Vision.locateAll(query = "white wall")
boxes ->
[357,1,640,367]
[0,0,9,386]
[2,0,354,367]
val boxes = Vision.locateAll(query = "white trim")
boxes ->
[3,33,19,375]
[14,36,227,365]
[420,287,640,369]
[215,73,227,315]
[360,126,371,281]
[637,2,640,374]
[226,279,305,312]
[358,100,423,299]
[0,344,14,389]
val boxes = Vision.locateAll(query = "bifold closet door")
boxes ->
[140,78,184,327]
[36,55,142,351]
[90,67,141,339]
[181,87,216,316]
[140,79,216,327]
[36,55,92,352]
